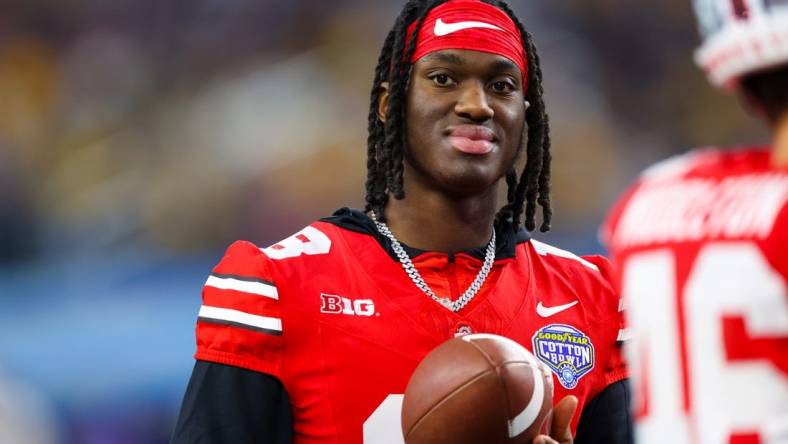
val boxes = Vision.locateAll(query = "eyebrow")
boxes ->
[423,52,466,65]
[422,52,520,75]
[491,58,518,73]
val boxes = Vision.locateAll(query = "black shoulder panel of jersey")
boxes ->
[575,378,634,444]
[171,360,293,444]
[321,207,530,261]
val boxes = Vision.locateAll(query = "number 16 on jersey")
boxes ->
[622,242,788,444]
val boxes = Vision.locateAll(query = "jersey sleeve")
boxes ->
[575,379,634,444]
[195,240,284,378]
[171,361,293,444]
[583,254,629,386]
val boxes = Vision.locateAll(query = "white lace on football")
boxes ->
[370,212,496,313]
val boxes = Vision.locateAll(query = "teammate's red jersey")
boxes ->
[195,209,627,443]
[602,148,788,444]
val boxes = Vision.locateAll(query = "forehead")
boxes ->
[415,49,521,74]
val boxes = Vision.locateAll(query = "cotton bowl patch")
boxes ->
[532,324,594,389]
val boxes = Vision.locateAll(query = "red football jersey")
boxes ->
[195,209,626,443]
[602,148,788,444]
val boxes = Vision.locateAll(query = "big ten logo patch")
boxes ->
[320,294,377,317]
[532,324,595,389]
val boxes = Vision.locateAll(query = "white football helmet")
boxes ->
[694,0,788,88]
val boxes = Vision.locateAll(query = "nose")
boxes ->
[454,82,494,122]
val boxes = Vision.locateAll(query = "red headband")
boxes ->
[405,0,527,81]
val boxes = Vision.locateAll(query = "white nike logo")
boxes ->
[433,18,504,37]
[536,301,578,317]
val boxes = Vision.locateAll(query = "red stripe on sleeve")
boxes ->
[202,286,280,319]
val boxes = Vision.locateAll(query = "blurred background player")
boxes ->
[601,0,788,443]
[172,0,631,443]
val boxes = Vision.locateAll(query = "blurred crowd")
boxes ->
[0,0,768,443]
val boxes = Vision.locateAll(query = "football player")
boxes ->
[172,1,631,443]
[601,1,788,443]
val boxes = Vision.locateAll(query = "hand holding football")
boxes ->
[401,333,554,444]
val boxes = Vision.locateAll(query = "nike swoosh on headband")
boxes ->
[433,18,504,36]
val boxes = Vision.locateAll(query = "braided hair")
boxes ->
[364,0,552,232]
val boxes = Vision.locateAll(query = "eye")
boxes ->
[430,73,456,87]
[490,80,515,94]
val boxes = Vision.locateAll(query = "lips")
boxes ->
[446,125,496,155]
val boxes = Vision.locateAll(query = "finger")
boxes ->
[532,435,559,444]
[551,395,579,437]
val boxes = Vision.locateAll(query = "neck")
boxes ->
[382,179,498,254]
[772,111,788,167]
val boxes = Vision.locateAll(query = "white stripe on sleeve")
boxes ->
[205,275,278,300]
[198,305,282,333]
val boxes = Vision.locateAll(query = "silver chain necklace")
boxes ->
[370,212,496,312]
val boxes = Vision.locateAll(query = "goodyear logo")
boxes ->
[532,324,594,389]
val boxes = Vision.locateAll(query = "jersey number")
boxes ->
[363,395,404,444]
[623,243,788,444]
[262,226,331,260]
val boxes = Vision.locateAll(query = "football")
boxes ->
[401,333,553,444]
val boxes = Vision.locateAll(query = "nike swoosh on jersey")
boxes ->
[433,18,504,36]
[536,300,579,317]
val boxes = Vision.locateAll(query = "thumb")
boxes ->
[551,395,578,438]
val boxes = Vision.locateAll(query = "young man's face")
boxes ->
[403,49,526,196]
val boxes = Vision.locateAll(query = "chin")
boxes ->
[404,148,511,196]
[437,165,503,196]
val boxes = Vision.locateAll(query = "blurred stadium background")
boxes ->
[0,1,768,443]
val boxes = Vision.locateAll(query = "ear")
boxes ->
[377,82,390,123]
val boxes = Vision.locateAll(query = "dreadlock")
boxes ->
[364,0,552,232]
